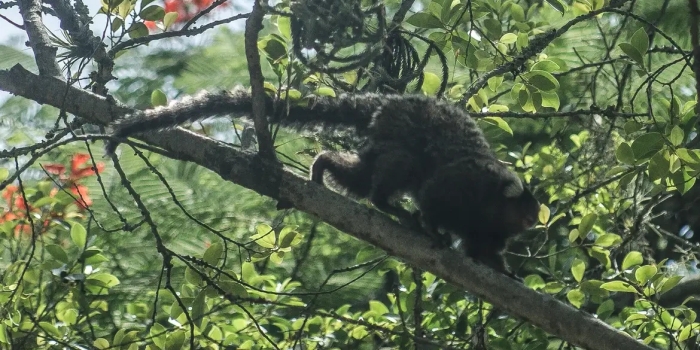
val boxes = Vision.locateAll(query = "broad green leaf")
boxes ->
[406,13,444,29]
[68,223,86,249]
[538,204,550,224]
[635,265,657,284]
[315,87,336,97]
[163,12,178,29]
[488,76,503,91]
[615,143,635,164]
[545,0,566,14]
[648,151,669,181]
[45,244,69,263]
[539,91,560,110]
[569,228,580,242]
[279,227,302,248]
[594,234,622,247]
[671,169,696,194]
[571,259,585,282]
[94,339,110,349]
[600,281,636,293]
[139,5,164,21]
[623,120,642,134]
[165,330,186,350]
[619,43,643,65]
[597,299,615,320]
[523,70,559,91]
[670,125,684,146]
[203,243,223,266]
[276,16,291,40]
[630,27,649,55]
[631,132,664,160]
[566,289,585,308]
[531,60,561,72]
[510,4,525,21]
[578,213,597,235]
[483,117,513,135]
[421,72,441,95]
[191,290,207,328]
[487,104,509,112]
[128,22,149,39]
[622,251,643,269]
[500,33,518,44]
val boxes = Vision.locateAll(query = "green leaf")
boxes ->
[39,322,62,338]
[658,275,684,295]
[571,259,586,282]
[648,151,670,181]
[163,12,178,29]
[670,126,684,146]
[622,251,643,270]
[578,213,597,236]
[631,132,664,160]
[128,22,149,39]
[618,43,643,65]
[315,87,336,97]
[487,76,503,91]
[531,60,561,72]
[594,234,622,247]
[70,222,87,248]
[569,228,580,242]
[259,36,287,61]
[523,70,559,91]
[500,33,517,44]
[203,243,223,266]
[276,16,291,40]
[139,5,164,21]
[46,244,69,263]
[596,299,615,320]
[165,330,186,350]
[93,338,110,349]
[487,104,509,112]
[191,290,207,328]
[566,289,585,308]
[600,281,636,293]
[623,120,642,134]
[151,89,167,107]
[543,281,565,293]
[421,72,441,95]
[510,4,525,21]
[615,143,635,165]
[538,204,550,225]
[671,169,696,194]
[539,91,560,110]
[279,227,302,248]
[630,27,649,55]
[0,168,8,182]
[545,0,566,14]
[635,265,657,284]
[483,117,513,135]
[220,280,249,298]
[406,13,444,29]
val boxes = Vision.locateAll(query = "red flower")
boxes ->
[43,153,105,210]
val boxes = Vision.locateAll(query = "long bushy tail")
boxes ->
[105,87,383,155]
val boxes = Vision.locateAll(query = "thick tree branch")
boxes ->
[18,0,61,76]
[0,64,654,350]
[244,0,276,159]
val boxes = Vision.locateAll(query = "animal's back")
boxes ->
[366,95,494,167]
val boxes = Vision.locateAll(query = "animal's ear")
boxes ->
[503,180,524,198]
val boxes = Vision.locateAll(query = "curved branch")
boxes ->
[0,64,654,350]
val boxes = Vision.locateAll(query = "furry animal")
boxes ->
[105,87,540,276]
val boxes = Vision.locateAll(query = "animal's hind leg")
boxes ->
[310,150,374,198]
